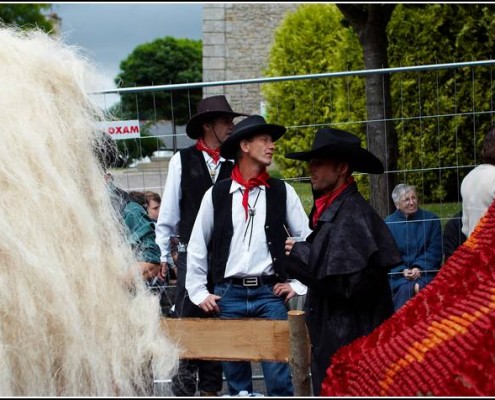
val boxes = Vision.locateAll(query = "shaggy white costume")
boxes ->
[0,25,178,396]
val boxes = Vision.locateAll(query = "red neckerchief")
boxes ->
[312,176,354,227]
[231,164,271,220]
[196,137,220,164]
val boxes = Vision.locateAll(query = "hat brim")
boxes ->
[220,124,286,159]
[186,111,248,139]
[285,144,384,174]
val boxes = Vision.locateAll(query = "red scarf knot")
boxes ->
[196,138,220,164]
[231,164,270,220]
[312,176,354,227]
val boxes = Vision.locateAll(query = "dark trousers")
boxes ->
[171,251,223,396]
[392,277,429,311]
[172,359,223,396]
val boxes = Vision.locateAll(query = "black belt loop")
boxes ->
[224,275,279,287]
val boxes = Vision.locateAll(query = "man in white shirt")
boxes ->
[186,115,312,396]
[461,126,495,238]
[155,95,246,397]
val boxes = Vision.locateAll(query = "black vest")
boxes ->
[179,145,233,243]
[210,178,287,284]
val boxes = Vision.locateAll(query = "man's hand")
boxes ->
[273,282,296,303]
[403,267,421,280]
[199,294,221,314]
[410,267,422,279]
[139,262,160,282]
[159,262,169,280]
[285,239,296,256]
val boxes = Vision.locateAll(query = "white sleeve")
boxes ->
[285,182,312,295]
[285,182,312,239]
[186,187,214,305]
[155,152,182,262]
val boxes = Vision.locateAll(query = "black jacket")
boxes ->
[280,182,402,395]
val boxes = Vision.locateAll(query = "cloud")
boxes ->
[54,3,202,87]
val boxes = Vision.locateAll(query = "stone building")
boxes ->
[202,3,299,115]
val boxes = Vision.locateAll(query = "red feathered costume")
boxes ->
[321,199,495,396]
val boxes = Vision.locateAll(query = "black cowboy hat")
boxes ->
[185,95,248,139]
[220,114,286,159]
[285,127,384,174]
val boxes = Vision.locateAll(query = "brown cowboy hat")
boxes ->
[220,114,286,159]
[185,95,248,139]
[285,127,384,174]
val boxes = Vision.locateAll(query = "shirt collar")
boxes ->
[230,180,267,194]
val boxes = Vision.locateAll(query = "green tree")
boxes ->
[263,4,377,201]
[0,4,55,32]
[265,3,495,208]
[264,4,397,215]
[387,4,495,202]
[336,4,397,217]
[264,4,364,174]
[115,36,202,124]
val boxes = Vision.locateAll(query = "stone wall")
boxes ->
[202,3,299,115]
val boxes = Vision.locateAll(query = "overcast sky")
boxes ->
[53,2,203,98]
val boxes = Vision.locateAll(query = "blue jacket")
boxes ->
[385,208,442,289]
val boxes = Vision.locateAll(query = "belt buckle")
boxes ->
[243,277,259,287]
[177,242,187,253]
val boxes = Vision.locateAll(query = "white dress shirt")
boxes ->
[186,180,312,306]
[461,163,495,237]
[155,149,232,262]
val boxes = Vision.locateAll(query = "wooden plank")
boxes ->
[161,317,290,362]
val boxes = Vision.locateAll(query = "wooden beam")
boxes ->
[160,310,312,396]
[161,317,290,362]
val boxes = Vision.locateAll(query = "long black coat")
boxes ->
[282,182,401,396]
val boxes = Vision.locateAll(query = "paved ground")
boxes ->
[112,169,167,194]
[154,366,267,396]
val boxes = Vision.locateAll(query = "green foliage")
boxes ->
[262,4,365,179]
[288,180,315,215]
[0,4,55,32]
[115,122,162,168]
[115,36,202,124]
[265,4,495,203]
[387,4,495,202]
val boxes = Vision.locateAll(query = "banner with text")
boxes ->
[97,120,141,140]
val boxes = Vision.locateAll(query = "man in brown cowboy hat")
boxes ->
[155,95,246,396]
[185,115,312,396]
[281,127,402,396]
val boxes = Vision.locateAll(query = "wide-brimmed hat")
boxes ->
[186,95,247,139]
[285,127,384,174]
[220,114,286,159]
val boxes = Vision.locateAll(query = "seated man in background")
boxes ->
[144,190,163,223]
[128,190,147,209]
[385,183,443,311]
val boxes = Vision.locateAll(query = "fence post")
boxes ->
[288,310,312,396]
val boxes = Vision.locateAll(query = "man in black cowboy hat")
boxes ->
[185,115,312,396]
[155,95,246,396]
[281,127,402,396]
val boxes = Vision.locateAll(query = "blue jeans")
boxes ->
[214,282,294,396]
